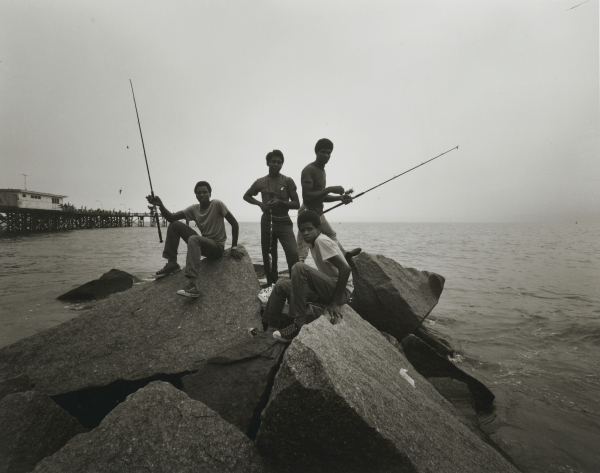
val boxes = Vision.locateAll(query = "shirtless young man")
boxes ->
[243,150,300,285]
[249,210,353,342]
[146,181,243,298]
[296,138,361,262]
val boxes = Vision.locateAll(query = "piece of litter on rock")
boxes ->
[400,368,415,388]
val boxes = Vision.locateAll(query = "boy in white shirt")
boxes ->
[249,210,353,343]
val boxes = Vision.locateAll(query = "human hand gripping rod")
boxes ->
[322,146,459,215]
[129,79,163,243]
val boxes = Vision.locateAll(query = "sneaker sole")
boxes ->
[273,334,293,344]
[155,268,181,279]
[176,290,200,298]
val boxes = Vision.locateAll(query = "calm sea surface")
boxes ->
[1,222,599,473]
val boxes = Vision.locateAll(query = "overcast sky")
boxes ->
[1,0,598,222]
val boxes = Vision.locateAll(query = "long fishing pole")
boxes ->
[322,145,459,215]
[129,79,163,243]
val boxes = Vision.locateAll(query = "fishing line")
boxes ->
[288,145,459,219]
[129,80,163,243]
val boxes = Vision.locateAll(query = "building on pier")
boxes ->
[0,189,66,211]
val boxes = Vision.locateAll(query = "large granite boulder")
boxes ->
[0,391,87,473]
[401,334,494,409]
[0,374,34,400]
[182,332,286,439]
[256,306,519,473]
[57,269,137,301]
[33,381,270,473]
[0,247,262,398]
[350,252,445,341]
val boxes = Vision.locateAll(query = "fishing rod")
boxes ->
[322,145,459,215]
[129,79,163,243]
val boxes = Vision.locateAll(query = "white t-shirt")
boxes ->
[309,234,354,293]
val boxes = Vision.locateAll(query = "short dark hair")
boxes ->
[315,138,333,154]
[297,210,321,229]
[266,149,284,164]
[194,181,212,194]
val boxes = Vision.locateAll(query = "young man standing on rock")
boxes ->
[243,150,300,286]
[249,210,353,343]
[146,181,243,298]
[297,138,361,263]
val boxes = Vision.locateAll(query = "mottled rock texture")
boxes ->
[33,382,270,473]
[0,247,262,396]
[0,391,87,473]
[0,374,34,401]
[379,331,405,355]
[182,332,286,439]
[256,306,519,473]
[350,252,445,341]
[57,269,136,301]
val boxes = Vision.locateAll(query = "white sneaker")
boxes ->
[258,284,275,303]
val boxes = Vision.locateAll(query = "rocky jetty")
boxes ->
[0,249,521,472]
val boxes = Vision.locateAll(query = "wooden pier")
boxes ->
[0,206,167,234]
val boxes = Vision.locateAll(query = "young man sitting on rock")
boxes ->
[249,210,353,343]
[146,181,243,298]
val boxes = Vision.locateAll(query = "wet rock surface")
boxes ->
[33,381,271,473]
[350,252,445,341]
[57,269,137,301]
[0,247,262,397]
[182,332,286,439]
[401,333,495,409]
[0,391,87,473]
[428,377,478,424]
[256,306,518,473]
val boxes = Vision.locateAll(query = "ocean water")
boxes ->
[1,222,599,473]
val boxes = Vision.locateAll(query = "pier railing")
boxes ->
[0,207,167,234]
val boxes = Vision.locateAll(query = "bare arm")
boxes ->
[302,183,345,202]
[287,187,300,210]
[243,188,269,213]
[327,254,352,308]
[224,211,239,247]
[146,195,185,223]
[224,211,243,260]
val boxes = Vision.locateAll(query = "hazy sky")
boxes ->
[1,0,598,222]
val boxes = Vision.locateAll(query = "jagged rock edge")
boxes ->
[50,370,196,429]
